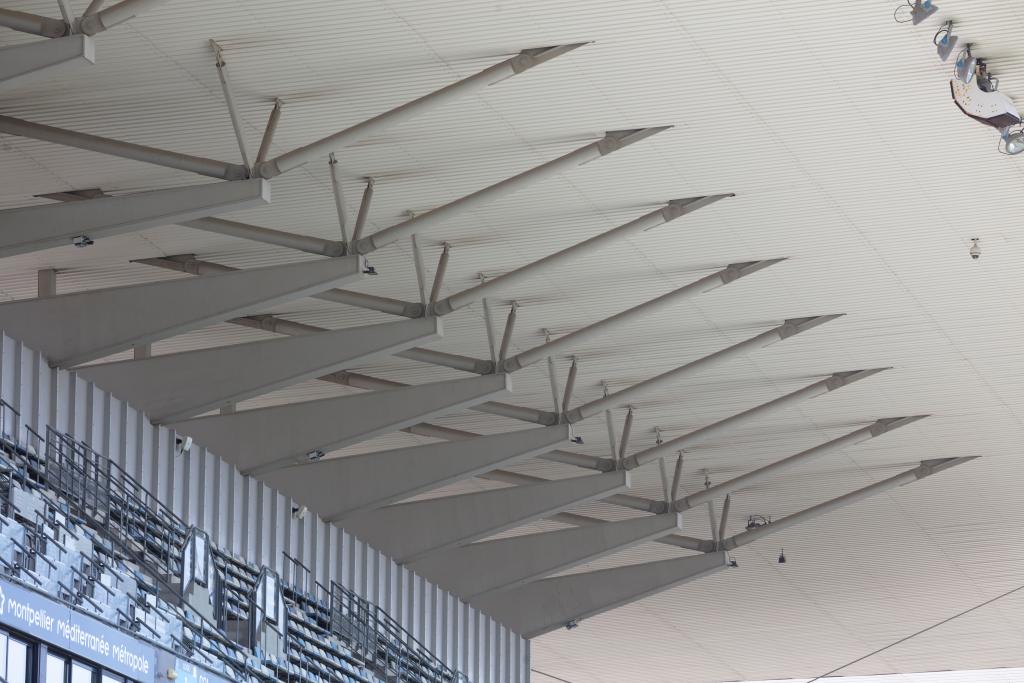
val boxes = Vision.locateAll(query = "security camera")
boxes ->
[291,505,308,520]
[969,238,981,261]
[71,235,94,248]
[565,619,579,631]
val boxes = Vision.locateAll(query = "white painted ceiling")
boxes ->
[3,1,1024,682]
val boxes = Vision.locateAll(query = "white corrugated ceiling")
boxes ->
[3,1,1024,681]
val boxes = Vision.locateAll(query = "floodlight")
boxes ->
[911,0,938,25]
[935,22,958,62]
[954,46,976,83]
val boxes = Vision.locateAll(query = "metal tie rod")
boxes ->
[0,115,247,180]
[0,8,68,37]
[430,194,732,316]
[256,44,585,178]
[351,127,670,255]
[720,457,978,551]
[79,0,166,35]
[677,415,928,510]
[501,259,785,373]
[616,365,878,471]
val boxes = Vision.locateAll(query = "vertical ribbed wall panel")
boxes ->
[0,333,528,683]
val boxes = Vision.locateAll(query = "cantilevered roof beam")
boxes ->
[0,34,94,86]
[262,424,570,522]
[431,195,732,316]
[0,115,248,180]
[616,367,884,471]
[168,373,510,476]
[501,260,785,373]
[339,471,628,563]
[473,551,729,638]
[677,416,927,511]
[0,257,360,368]
[1,180,267,258]
[256,44,585,178]
[0,9,67,37]
[720,457,978,551]
[78,317,440,424]
[568,315,842,423]
[410,513,683,600]
[351,128,670,255]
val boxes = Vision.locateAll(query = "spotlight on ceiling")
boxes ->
[934,21,958,62]
[778,549,787,564]
[1004,131,1024,155]
[954,46,976,84]
[911,0,938,25]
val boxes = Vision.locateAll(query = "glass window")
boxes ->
[46,652,67,683]
[0,630,8,679]
[7,637,29,683]
[72,661,94,683]
[101,673,123,683]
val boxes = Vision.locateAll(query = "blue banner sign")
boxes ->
[0,577,156,682]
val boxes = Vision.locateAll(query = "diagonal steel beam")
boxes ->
[472,550,729,638]
[430,195,733,316]
[617,367,884,471]
[0,115,248,180]
[720,457,978,551]
[0,34,94,86]
[78,317,441,424]
[409,513,683,600]
[351,128,671,254]
[0,9,67,37]
[263,424,570,522]
[677,416,928,510]
[339,471,629,564]
[256,44,586,178]
[501,259,785,372]
[169,373,510,476]
[4,180,268,258]
[0,257,361,368]
[130,253,421,318]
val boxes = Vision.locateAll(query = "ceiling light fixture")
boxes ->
[954,45,976,84]
[934,21,958,61]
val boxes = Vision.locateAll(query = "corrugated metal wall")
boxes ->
[0,333,529,683]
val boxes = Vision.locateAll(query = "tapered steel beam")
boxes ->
[78,0,165,35]
[264,424,570,522]
[351,128,670,255]
[721,458,978,551]
[169,373,510,476]
[0,256,360,368]
[340,471,628,563]
[78,317,441,424]
[134,254,420,318]
[568,315,843,424]
[473,551,729,638]
[0,34,94,86]
[256,44,586,178]
[431,196,732,316]
[410,513,682,600]
[0,9,67,37]
[502,260,785,373]
[677,416,927,511]
[617,367,885,471]
[2,180,268,258]
[0,115,247,180]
